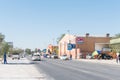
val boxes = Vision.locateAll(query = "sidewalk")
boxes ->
[0,58,49,80]
[77,59,120,65]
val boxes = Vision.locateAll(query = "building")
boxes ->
[58,33,111,59]
[47,44,58,54]
[110,37,120,52]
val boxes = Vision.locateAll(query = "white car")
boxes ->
[12,53,20,60]
[60,55,69,60]
[86,54,92,59]
[32,53,41,61]
[51,54,58,59]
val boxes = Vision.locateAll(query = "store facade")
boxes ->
[58,33,111,59]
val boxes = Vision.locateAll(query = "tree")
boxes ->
[0,33,5,42]
[115,33,120,37]
[0,33,5,57]
[25,48,31,54]
[9,48,24,54]
[56,34,65,44]
[113,33,120,38]
[0,42,10,57]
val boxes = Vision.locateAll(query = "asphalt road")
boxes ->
[33,58,120,80]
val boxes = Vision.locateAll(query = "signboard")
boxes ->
[67,43,72,50]
[72,44,76,48]
[67,43,76,50]
[76,37,84,44]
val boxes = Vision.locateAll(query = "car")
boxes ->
[32,53,41,61]
[43,54,49,58]
[46,54,51,58]
[12,53,20,60]
[98,53,113,60]
[60,54,69,60]
[86,54,92,59]
[51,54,58,59]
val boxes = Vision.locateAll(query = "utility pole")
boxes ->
[67,30,70,43]
[67,30,71,57]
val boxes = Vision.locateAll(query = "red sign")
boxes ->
[76,37,84,44]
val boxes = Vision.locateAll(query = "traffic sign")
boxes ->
[67,43,73,50]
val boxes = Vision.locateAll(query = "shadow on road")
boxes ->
[2,62,36,65]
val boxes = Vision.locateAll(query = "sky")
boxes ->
[0,0,120,50]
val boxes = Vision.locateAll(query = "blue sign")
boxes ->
[67,43,73,50]
[72,44,76,48]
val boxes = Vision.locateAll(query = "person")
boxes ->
[78,53,81,59]
[48,49,51,58]
[3,52,7,64]
[119,54,120,62]
[116,52,119,63]
[70,54,72,60]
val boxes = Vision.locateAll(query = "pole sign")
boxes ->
[67,43,76,50]
[67,43,73,50]
[72,44,76,48]
[76,37,84,44]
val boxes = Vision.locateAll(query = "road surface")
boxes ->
[34,58,120,80]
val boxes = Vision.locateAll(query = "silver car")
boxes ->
[32,53,41,61]
[12,53,20,60]
[60,54,69,60]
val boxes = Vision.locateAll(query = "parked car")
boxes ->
[51,54,58,59]
[46,54,51,58]
[43,54,49,58]
[12,53,20,60]
[32,53,41,61]
[86,54,92,59]
[98,53,113,60]
[60,54,69,60]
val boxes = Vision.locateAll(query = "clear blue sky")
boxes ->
[0,0,120,50]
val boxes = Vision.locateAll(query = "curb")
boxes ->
[76,59,120,65]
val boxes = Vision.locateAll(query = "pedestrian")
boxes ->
[116,52,119,63]
[78,53,82,59]
[3,52,7,64]
[119,53,120,62]
[70,54,72,60]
